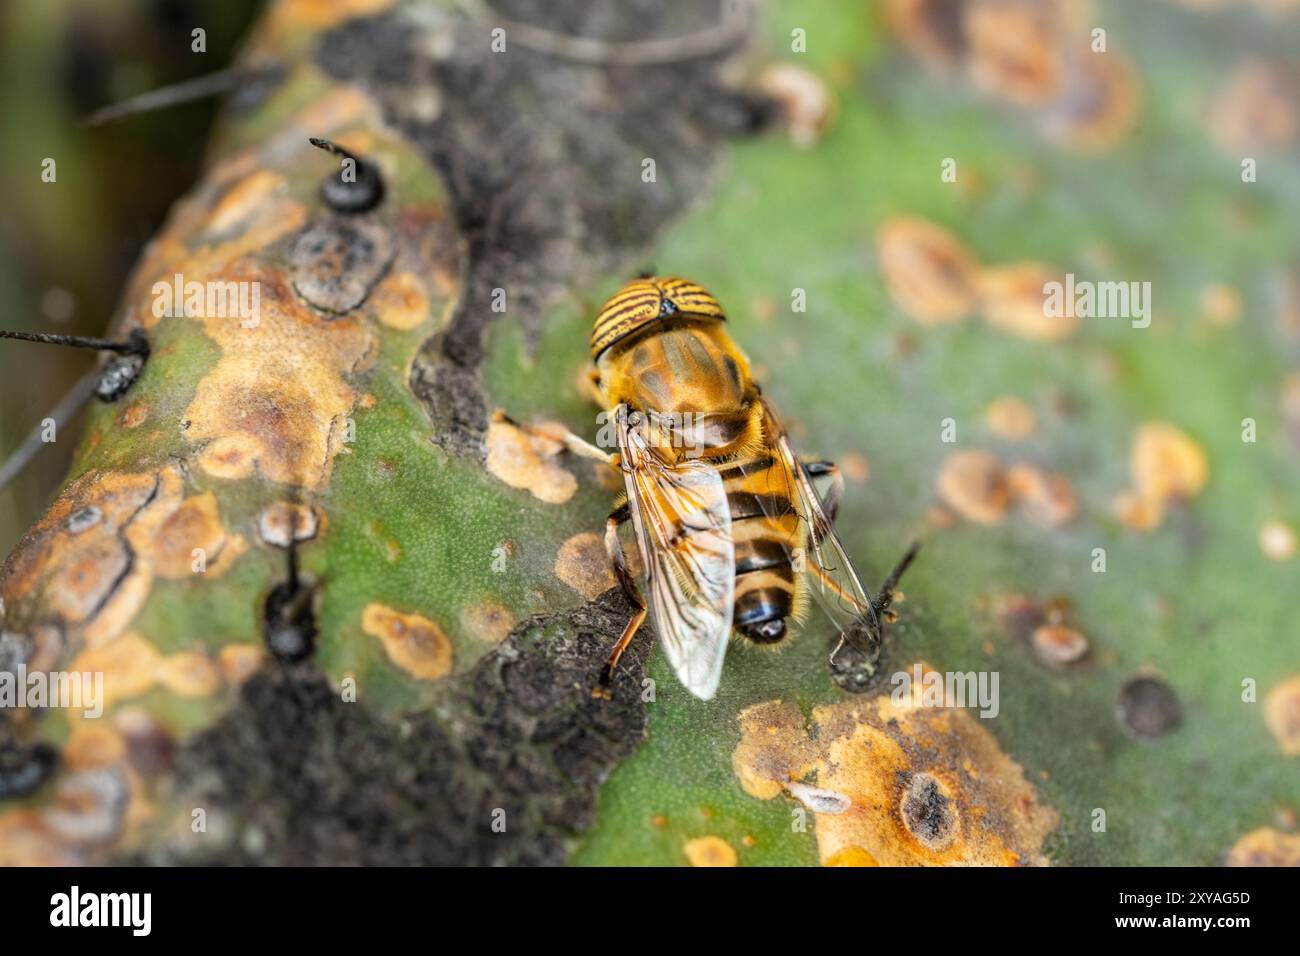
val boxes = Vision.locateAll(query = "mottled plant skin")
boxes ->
[2,0,1299,867]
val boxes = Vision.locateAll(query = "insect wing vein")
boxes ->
[615,408,734,700]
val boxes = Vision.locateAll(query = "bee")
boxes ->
[500,275,916,700]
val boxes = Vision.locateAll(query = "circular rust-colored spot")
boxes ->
[1208,59,1300,155]
[964,0,1065,106]
[683,835,737,867]
[841,452,871,482]
[825,845,880,866]
[900,773,958,851]
[371,270,430,330]
[62,725,126,771]
[218,643,265,685]
[361,604,453,681]
[1031,624,1089,666]
[757,63,837,147]
[290,217,396,315]
[1113,489,1165,531]
[1264,675,1300,756]
[157,651,221,698]
[1226,827,1300,867]
[1116,674,1183,741]
[936,449,1011,525]
[1131,422,1208,503]
[485,417,578,505]
[877,216,981,324]
[985,396,1036,440]
[978,262,1078,341]
[118,403,148,429]
[886,0,967,67]
[1008,464,1079,527]
[1201,283,1243,327]
[1042,46,1141,152]
[554,532,618,599]
[459,601,516,644]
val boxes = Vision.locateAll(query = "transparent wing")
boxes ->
[748,399,880,643]
[615,406,734,700]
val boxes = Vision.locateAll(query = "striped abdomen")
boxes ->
[717,455,806,643]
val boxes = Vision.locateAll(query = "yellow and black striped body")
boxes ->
[592,277,806,644]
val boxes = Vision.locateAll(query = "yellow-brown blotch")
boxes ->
[978,263,1079,341]
[553,532,641,600]
[485,415,579,504]
[459,601,517,644]
[218,643,265,685]
[985,396,1036,440]
[877,216,981,324]
[733,675,1059,866]
[683,835,738,867]
[1225,827,1300,866]
[1264,675,1300,756]
[757,63,837,147]
[361,604,454,680]
[936,450,1011,525]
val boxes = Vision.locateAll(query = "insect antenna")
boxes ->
[870,541,921,621]
[0,329,139,353]
[0,369,98,494]
[0,327,151,403]
[80,65,280,126]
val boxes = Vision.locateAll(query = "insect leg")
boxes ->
[871,541,921,620]
[491,410,615,465]
[803,460,843,525]
[595,503,648,697]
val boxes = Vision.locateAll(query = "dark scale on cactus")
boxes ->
[309,137,385,214]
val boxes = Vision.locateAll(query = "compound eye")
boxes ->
[658,297,678,317]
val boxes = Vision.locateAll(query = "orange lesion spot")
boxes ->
[733,670,1059,866]
[485,415,579,504]
[361,604,454,680]
[877,216,981,325]
[978,262,1079,341]
[683,836,738,867]
[156,651,222,698]
[459,601,517,644]
[1113,423,1209,531]
[371,270,431,330]
[67,633,162,718]
[218,643,266,685]
[127,484,246,580]
[1264,675,1300,756]
[1226,827,1300,867]
[936,450,1011,525]
[985,396,1036,440]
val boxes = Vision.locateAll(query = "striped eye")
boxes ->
[590,275,726,358]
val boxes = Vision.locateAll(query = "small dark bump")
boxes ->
[67,505,102,533]
[94,329,150,403]
[1117,674,1183,741]
[900,772,957,850]
[310,136,385,214]
[0,741,58,801]
[262,579,317,663]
